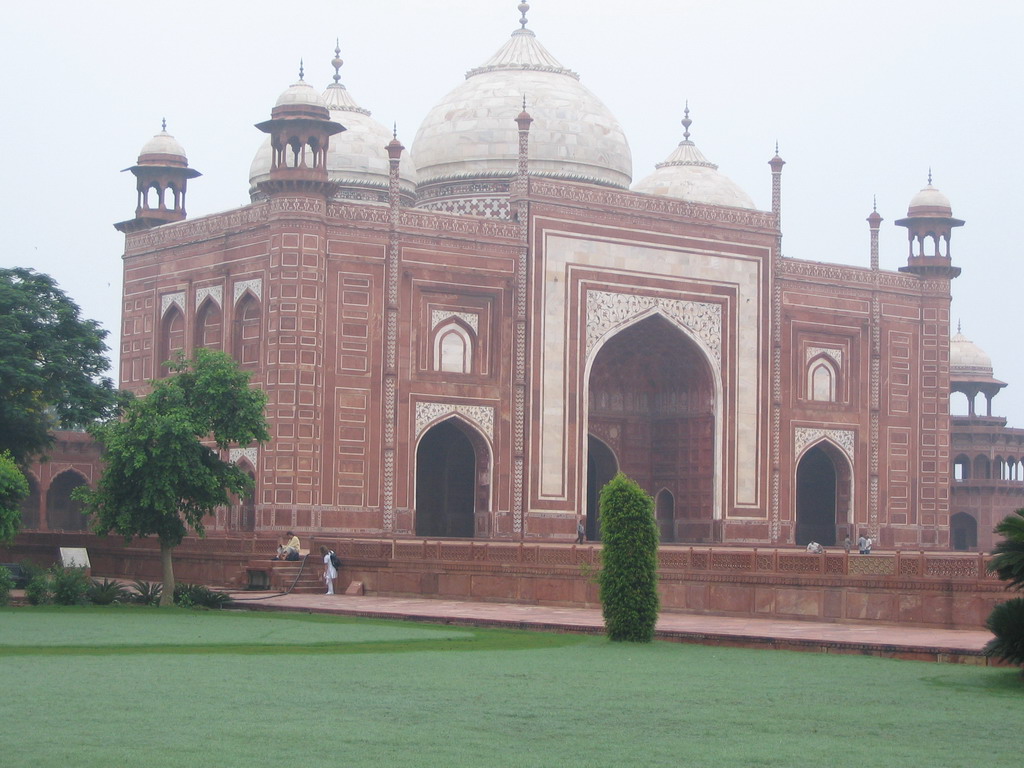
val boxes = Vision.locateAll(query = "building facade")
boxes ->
[24,6,1024,551]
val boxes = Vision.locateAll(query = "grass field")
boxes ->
[0,606,1018,767]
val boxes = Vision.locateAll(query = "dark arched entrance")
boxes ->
[795,444,850,546]
[951,512,978,551]
[415,419,487,538]
[587,314,716,542]
[46,471,89,531]
[586,436,618,541]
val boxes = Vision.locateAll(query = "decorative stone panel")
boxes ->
[161,292,185,316]
[233,279,262,304]
[195,285,223,309]
[431,310,479,333]
[586,290,722,364]
[415,402,495,441]
[794,427,855,462]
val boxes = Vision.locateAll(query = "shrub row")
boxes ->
[0,563,229,609]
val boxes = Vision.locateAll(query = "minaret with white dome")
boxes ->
[254,63,345,198]
[114,120,201,233]
[896,172,963,279]
[250,44,418,205]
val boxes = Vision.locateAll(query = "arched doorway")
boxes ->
[19,474,41,530]
[587,314,716,542]
[795,443,851,546]
[951,512,978,551]
[585,436,618,541]
[414,419,489,538]
[46,471,89,531]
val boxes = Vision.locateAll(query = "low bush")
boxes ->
[24,569,53,605]
[130,579,163,605]
[0,565,13,606]
[88,578,130,605]
[51,565,91,606]
[985,597,1024,667]
[173,582,231,609]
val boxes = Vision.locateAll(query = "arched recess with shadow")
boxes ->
[234,460,257,532]
[951,512,978,551]
[46,470,89,531]
[19,473,41,530]
[587,313,717,542]
[585,435,618,541]
[794,442,852,546]
[233,293,262,369]
[414,418,491,538]
[159,305,185,375]
[194,298,222,350]
[655,488,676,542]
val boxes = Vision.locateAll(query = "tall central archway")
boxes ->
[587,314,717,542]
[414,419,490,538]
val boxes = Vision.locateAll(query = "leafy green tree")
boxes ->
[597,472,660,642]
[76,350,269,606]
[985,509,1024,667]
[0,268,117,464]
[0,451,29,544]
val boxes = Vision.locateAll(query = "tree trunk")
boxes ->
[159,539,175,607]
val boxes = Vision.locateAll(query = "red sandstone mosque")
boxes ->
[18,3,1024,556]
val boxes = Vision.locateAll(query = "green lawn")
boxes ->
[0,606,1018,768]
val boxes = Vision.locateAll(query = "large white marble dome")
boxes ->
[411,19,632,190]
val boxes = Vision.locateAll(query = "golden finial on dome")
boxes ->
[681,101,692,142]
[518,2,530,29]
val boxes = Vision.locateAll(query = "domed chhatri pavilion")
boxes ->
[34,3,1019,558]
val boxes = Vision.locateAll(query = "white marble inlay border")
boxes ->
[794,427,855,461]
[415,402,494,441]
[195,285,223,309]
[234,279,262,304]
[431,310,479,333]
[161,292,185,316]
[586,290,722,364]
[806,346,842,367]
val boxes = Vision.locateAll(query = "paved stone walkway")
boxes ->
[226,590,997,665]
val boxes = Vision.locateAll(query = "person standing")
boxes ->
[320,545,337,595]
[864,536,873,555]
[576,516,586,544]
[843,535,852,554]
[857,533,868,555]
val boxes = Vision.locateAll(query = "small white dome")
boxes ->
[275,79,327,110]
[907,181,953,217]
[139,128,187,163]
[950,331,994,379]
[412,27,631,190]
[633,111,756,209]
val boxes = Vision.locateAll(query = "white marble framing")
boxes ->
[537,231,767,510]
[430,309,479,333]
[806,346,842,367]
[229,447,259,467]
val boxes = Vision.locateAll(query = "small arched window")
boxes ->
[807,356,837,402]
[433,321,474,374]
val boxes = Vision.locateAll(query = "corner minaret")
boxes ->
[896,172,963,279]
[255,64,344,197]
[115,120,201,233]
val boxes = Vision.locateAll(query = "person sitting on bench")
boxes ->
[273,532,301,561]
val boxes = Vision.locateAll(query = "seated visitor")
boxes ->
[273,531,301,561]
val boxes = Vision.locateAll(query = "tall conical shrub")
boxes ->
[597,472,660,642]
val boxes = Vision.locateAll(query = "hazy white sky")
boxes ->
[2,0,1022,425]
